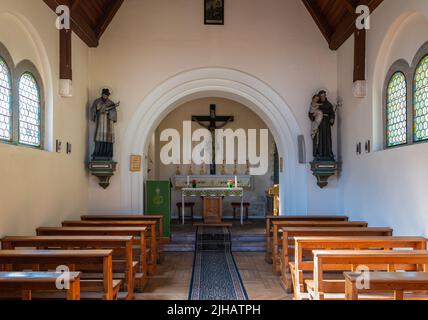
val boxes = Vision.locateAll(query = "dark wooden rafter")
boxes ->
[43,0,124,48]
[302,0,384,51]
[302,0,333,44]
[59,28,72,80]
[353,29,366,81]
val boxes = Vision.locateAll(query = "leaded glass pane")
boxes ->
[413,55,428,142]
[386,72,407,147]
[0,58,12,141]
[19,73,41,146]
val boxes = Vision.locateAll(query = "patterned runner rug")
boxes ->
[189,227,248,300]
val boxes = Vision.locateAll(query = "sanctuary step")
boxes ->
[231,234,265,252]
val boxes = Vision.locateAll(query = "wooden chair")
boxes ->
[0,250,118,300]
[291,236,427,299]
[265,215,349,263]
[176,202,195,220]
[1,235,139,299]
[344,272,428,300]
[0,272,81,300]
[308,250,428,300]
[232,202,250,221]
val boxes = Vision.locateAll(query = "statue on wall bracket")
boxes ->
[308,90,340,188]
[88,88,120,189]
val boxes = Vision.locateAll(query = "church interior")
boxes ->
[1,0,428,303]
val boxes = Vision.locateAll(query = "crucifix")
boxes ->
[192,104,234,175]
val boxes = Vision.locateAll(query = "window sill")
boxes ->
[0,139,45,152]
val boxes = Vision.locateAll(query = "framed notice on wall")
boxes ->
[130,155,142,172]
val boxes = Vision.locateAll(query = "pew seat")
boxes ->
[289,236,427,299]
[0,249,119,300]
[1,235,140,299]
[344,272,428,300]
[307,250,428,300]
[265,215,349,263]
[0,272,81,300]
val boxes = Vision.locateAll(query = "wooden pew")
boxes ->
[291,236,427,299]
[265,215,349,263]
[1,236,138,300]
[270,221,370,272]
[62,220,159,271]
[344,272,428,300]
[36,227,151,276]
[0,250,118,300]
[0,272,81,300]
[276,227,393,275]
[81,214,166,243]
[308,250,428,300]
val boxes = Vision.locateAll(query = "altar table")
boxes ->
[181,188,245,225]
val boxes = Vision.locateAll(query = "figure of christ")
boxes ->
[192,104,234,175]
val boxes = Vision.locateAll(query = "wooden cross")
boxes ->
[192,104,234,175]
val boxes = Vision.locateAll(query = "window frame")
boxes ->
[383,59,412,150]
[411,41,428,145]
[0,43,14,144]
[13,60,45,150]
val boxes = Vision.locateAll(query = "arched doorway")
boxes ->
[121,67,307,215]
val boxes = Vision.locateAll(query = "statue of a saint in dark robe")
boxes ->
[91,88,120,161]
[308,90,335,161]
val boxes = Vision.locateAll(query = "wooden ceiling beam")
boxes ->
[302,0,333,45]
[43,0,99,47]
[95,0,124,39]
[343,0,358,14]
[329,0,384,50]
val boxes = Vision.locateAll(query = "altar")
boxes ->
[175,175,252,225]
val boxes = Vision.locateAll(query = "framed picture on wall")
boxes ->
[205,0,224,25]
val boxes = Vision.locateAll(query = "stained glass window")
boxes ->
[386,72,407,147]
[0,58,12,141]
[413,55,428,142]
[18,73,41,147]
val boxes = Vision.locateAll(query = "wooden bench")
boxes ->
[36,227,151,276]
[276,227,394,275]
[308,250,428,300]
[62,220,159,272]
[0,272,81,300]
[232,202,250,221]
[0,250,118,300]
[344,272,428,300]
[1,236,138,299]
[81,214,166,243]
[265,215,349,263]
[270,221,369,271]
[291,236,427,299]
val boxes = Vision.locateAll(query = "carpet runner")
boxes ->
[189,227,248,300]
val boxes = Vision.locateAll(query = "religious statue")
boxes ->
[308,90,336,161]
[91,88,120,161]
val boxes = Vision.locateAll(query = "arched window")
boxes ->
[386,71,407,147]
[0,57,12,141]
[18,73,41,147]
[413,55,428,142]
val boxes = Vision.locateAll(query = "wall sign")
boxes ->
[130,155,142,172]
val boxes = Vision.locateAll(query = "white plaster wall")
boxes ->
[0,0,90,237]
[88,0,339,214]
[338,0,428,235]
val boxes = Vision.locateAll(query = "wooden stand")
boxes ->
[202,197,223,224]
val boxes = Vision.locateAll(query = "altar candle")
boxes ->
[187,176,190,186]
[235,176,238,188]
